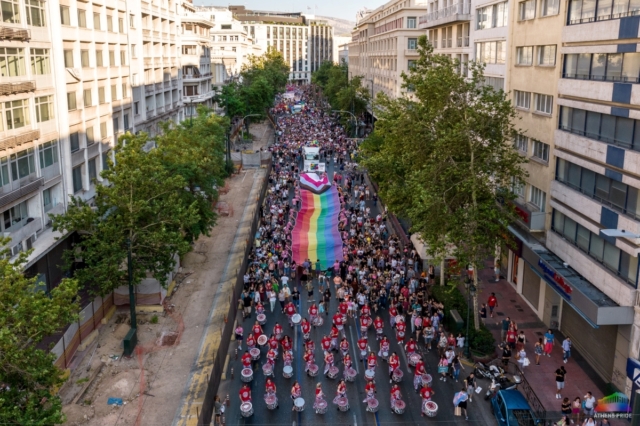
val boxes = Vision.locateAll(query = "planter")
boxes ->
[471,350,497,364]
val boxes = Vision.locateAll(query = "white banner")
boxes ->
[304,161,325,172]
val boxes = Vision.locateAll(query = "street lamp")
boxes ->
[464,284,476,359]
[332,109,358,138]
[123,238,137,356]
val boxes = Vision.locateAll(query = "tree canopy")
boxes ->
[362,35,527,273]
[0,247,79,424]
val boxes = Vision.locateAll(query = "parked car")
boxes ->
[491,389,541,426]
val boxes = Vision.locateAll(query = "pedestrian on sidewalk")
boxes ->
[544,329,556,357]
[498,316,511,342]
[501,344,512,367]
[453,387,469,420]
[278,288,286,312]
[516,330,527,352]
[465,372,477,402]
[561,397,572,420]
[556,415,570,426]
[583,392,596,416]
[555,366,567,399]
[480,304,488,320]
[494,262,501,282]
[534,338,544,365]
[562,337,572,363]
[572,397,582,424]
[269,290,277,312]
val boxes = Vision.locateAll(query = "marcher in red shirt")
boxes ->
[487,292,498,318]
[239,384,251,403]
[242,351,252,368]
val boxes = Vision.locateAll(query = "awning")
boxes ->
[509,225,634,327]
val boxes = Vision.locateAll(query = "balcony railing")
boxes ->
[0,176,43,209]
[3,217,43,247]
[512,199,546,231]
[0,26,30,40]
[419,2,471,28]
[145,84,155,94]
[0,129,40,152]
[41,164,61,182]
[456,37,470,47]
[0,80,35,96]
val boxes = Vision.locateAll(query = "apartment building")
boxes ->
[229,6,334,83]
[348,0,428,100]
[469,0,509,90]
[419,0,471,74]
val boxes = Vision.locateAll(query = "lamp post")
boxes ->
[123,238,137,356]
[464,284,476,359]
[240,113,261,143]
[332,109,358,138]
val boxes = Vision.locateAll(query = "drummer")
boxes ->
[266,347,277,366]
[361,302,371,317]
[246,333,256,350]
[343,353,353,369]
[338,299,349,317]
[329,326,340,351]
[235,325,244,350]
[339,337,349,357]
[255,301,265,315]
[364,380,376,403]
[405,337,417,355]
[290,380,302,410]
[374,316,384,340]
[268,334,279,356]
[309,303,319,325]
[357,336,368,360]
[323,350,335,376]
[242,350,252,369]
[333,312,345,337]
[378,335,390,358]
[283,349,293,366]
[321,335,332,353]
[367,351,378,370]
[252,321,264,339]
[301,318,311,340]
[414,359,427,390]
[239,384,252,403]
[313,382,325,411]
[303,348,315,373]
[281,335,293,352]
[389,352,400,383]
[389,305,399,328]
[360,314,371,334]
[305,338,315,353]
[273,322,283,340]
[420,382,435,404]
[335,379,347,400]
[284,301,296,326]
[390,383,402,406]
[265,378,276,395]
[396,317,407,344]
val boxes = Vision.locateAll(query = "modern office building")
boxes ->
[347,0,428,100]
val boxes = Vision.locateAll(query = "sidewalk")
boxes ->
[475,259,608,421]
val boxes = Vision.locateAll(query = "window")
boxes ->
[123,113,129,131]
[60,5,70,25]
[109,50,115,66]
[534,93,553,114]
[407,38,417,49]
[529,185,547,211]
[98,87,106,104]
[515,134,529,152]
[532,140,550,162]
[0,47,25,76]
[408,60,416,70]
[541,0,560,15]
[118,17,124,33]
[5,100,30,130]
[407,16,417,28]
[519,0,536,19]
[93,12,100,30]
[26,0,46,26]
[69,132,80,152]
[514,90,531,109]
[66,92,78,113]
[129,14,134,28]
[2,201,28,231]
[0,158,10,187]
[63,49,73,68]
[538,45,556,66]
[120,50,126,66]
[476,41,506,64]
[111,84,117,101]
[30,48,50,75]
[1,0,20,23]
[38,140,59,169]
[86,126,94,145]
[10,148,36,181]
[182,45,196,55]
[88,158,97,182]
[102,151,109,170]
[43,187,52,210]
[485,76,505,91]
[83,89,92,107]
[35,95,53,122]
[96,49,103,67]
[477,1,509,29]
[78,9,86,28]
[131,44,136,58]
[81,50,90,67]
[516,46,533,65]
[100,121,107,139]
[134,101,139,115]
[72,165,83,193]
[112,116,119,133]
[106,15,112,31]
[568,0,640,24]
[563,52,640,82]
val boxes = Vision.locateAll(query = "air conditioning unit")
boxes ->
[26,233,37,250]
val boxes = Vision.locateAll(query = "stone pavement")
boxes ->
[474,259,608,422]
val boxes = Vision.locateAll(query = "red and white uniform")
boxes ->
[269,336,279,352]
[343,354,353,369]
[252,324,264,338]
[378,338,390,357]
[242,352,252,368]
[285,302,296,325]
[364,381,376,403]
[336,382,347,397]
[330,326,339,350]
[265,380,276,395]
[405,339,417,354]
[339,301,349,316]
[283,350,293,367]
[309,304,318,322]
[333,313,345,331]
[367,353,377,370]
[357,338,368,359]
[282,336,292,352]
[361,304,371,317]
[360,315,371,333]
[321,336,332,352]
[414,361,426,390]
[390,384,402,406]
[301,319,311,336]
[291,383,302,400]
[389,353,400,375]
[305,339,316,353]
[420,386,434,402]
[339,339,349,357]
[274,324,283,340]
[267,348,277,365]
[396,320,406,343]
[374,317,384,339]
[324,351,335,375]
[256,302,265,314]
[240,386,251,403]
[304,350,314,372]
[246,334,256,349]
[389,307,398,327]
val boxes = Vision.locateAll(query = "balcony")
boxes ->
[41,164,61,182]
[87,142,100,159]
[155,82,164,91]
[418,2,471,29]
[512,199,546,232]
[145,84,155,94]
[0,80,35,96]
[3,217,43,247]
[0,26,30,41]
[0,176,43,209]
[183,72,212,82]
[183,92,214,103]
[71,148,85,166]
[0,129,40,151]
[456,37,470,47]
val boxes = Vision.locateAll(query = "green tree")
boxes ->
[362,36,527,326]
[0,247,79,424]
[239,48,290,118]
[334,75,371,117]
[157,106,228,242]
[217,82,246,118]
[52,132,200,296]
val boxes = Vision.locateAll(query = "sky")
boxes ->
[193,0,377,22]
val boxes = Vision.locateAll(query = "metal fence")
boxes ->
[198,158,272,426]
[488,358,547,421]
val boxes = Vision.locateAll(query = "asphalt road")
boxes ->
[217,146,499,426]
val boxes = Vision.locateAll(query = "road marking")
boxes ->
[348,324,359,374]
[353,414,357,426]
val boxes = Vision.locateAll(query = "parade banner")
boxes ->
[303,161,325,173]
[292,186,343,270]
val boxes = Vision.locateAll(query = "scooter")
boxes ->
[474,362,505,380]
[484,378,518,400]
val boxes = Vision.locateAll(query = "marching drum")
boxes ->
[392,399,406,415]
[257,313,267,325]
[408,353,422,367]
[308,364,319,377]
[395,315,404,324]
[366,398,379,413]
[360,350,367,360]
[337,397,350,412]
[392,368,404,383]
[294,397,305,412]
[327,366,339,379]
[250,348,261,361]
[365,369,375,382]
[257,335,268,346]
[423,401,438,417]
[265,394,278,410]
[283,365,293,378]
[303,333,310,341]
[292,314,302,325]
[315,399,328,414]
[422,374,432,387]
[262,363,274,377]
[344,367,357,382]
[240,402,253,418]
[381,351,389,361]
[313,316,324,326]
[241,368,253,382]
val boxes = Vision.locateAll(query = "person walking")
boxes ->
[498,316,511,342]
[562,337,572,364]
[555,366,567,399]
[213,395,224,426]
[572,397,582,424]
[501,344,512,367]
[561,397,572,421]
[583,392,596,417]
[534,338,544,365]
[454,387,469,420]
[487,293,498,318]
[544,329,555,357]
[464,372,477,403]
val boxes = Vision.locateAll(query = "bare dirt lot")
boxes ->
[60,123,272,426]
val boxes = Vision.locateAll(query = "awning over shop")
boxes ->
[509,225,634,327]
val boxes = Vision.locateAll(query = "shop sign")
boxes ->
[538,259,573,299]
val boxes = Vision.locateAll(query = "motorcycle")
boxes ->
[474,362,505,380]
[484,378,518,400]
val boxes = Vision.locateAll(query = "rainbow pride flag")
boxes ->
[291,186,343,270]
